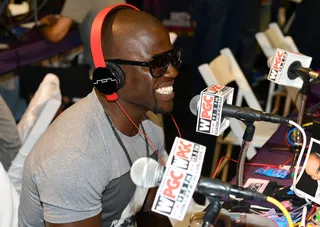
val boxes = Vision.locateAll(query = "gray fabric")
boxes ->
[0,95,21,170]
[18,90,166,226]
[61,0,126,67]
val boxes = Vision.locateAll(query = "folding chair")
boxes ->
[8,73,62,194]
[198,48,280,180]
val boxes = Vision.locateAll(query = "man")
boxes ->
[0,95,21,171]
[18,6,180,227]
[306,152,320,181]
[39,0,125,67]
[300,152,320,199]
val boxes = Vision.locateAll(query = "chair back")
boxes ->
[198,48,260,159]
[199,48,263,111]
[199,55,235,87]
[255,23,300,113]
[221,48,262,110]
[17,73,61,142]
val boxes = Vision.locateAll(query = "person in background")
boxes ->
[306,152,320,181]
[304,152,320,199]
[21,0,126,110]
[0,95,21,171]
[296,143,320,200]
[38,0,126,68]
[19,5,180,226]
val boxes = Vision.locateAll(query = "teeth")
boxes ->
[156,86,173,95]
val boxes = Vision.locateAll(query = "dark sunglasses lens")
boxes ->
[150,55,169,77]
[149,48,183,77]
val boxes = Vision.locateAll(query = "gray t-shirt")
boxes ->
[18,90,167,226]
[0,95,21,171]
[61,0,126,67]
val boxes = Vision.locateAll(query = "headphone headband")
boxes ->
[90,4,139,69]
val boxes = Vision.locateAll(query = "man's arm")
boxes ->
[46,213,102,227]
[39,16,73,43]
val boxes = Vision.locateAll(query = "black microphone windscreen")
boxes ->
[189,95,200,116]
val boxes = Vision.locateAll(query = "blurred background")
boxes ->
[0,0,319,184]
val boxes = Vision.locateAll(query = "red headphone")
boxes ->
[90,4,139,101]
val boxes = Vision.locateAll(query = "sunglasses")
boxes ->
[105,48,183,78]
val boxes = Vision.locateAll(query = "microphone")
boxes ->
[267,55,319,80]
[266,48,316,88]
[131,157,267,202]
[190,94,288,125]
[130,137,207,221]
[189,85,235,136]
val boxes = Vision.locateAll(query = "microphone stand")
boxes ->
[237,121,255,187]
[291,77,311,169]
[202,196,221,227]
[221,122,254,214]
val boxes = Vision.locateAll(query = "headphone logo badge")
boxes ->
[93,78,117,85]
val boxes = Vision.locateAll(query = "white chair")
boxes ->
[17,73,61,142]
[8,73,62,194]
[198,48,280,180]
[0,162,19,227]
[255,22,300,115]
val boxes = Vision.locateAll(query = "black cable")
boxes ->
[104,111,150,167]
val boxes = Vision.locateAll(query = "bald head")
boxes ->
[101,8,170,60]
[306,152,320,180]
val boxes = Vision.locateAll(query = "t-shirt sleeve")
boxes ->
[35,150,107,223]
[0,96,21,170]
[60,0,91,23]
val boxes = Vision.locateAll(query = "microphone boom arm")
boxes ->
[237,121,255,186]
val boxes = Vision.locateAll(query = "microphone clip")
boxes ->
[202,196,222,227]
[242,121,256,142]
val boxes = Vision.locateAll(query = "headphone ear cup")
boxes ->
[107,62,125,89]
[92,63,125,95]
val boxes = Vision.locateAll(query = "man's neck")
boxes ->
[96,90,147,136]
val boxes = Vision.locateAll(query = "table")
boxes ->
[233,124,296,188]
[0,28,82,75]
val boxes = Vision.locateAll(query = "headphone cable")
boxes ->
[115,100,166,166]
